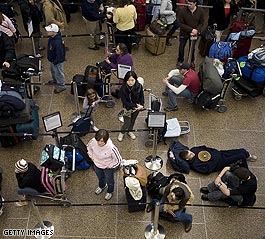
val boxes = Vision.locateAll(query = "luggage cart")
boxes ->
[144,89,190,147]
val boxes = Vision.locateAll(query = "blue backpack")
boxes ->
[209,42,233,61]
[65,150,91,170]
[238,56,265,83]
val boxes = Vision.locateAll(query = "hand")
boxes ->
[167,210,176,217]
[3,62,10,68]
[99,5,104,12]
[106,58,111,64]
[191,29,198,36]
[169,151,174,158]
[136,104,144,110]
[162,77,169,84]
[214,176,222,186]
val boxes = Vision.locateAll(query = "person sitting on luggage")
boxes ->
[162,62,200,111]
[82,88,100,131]
[0,31,16,69]
[147,177,194,233]
[176,144,257,175]
[87,129,122,200]
[14,159,46,207]
[200,166,257,206]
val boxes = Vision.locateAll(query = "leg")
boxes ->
[121,115,132,133]
[53,62,66,90]
[84,18,97,48]
[94,20,101,45]
[50,63,57,83]
[220,148,250,169]
[177,36,188,63]
[173,209,192,225]
[93,165,106,188]
[206,182,228,201]
[167,89,178,109]
[17,187,42,195]
[104,168,115,193]
[128,110,139,131]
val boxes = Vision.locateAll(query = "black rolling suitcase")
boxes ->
[70,74,86,98]
[124,176,147,212]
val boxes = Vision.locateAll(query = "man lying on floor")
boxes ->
[168,141,257,175]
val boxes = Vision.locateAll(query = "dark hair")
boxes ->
[123,71,138,83]
[179,150,190,160]
[95,129,109,144]
[85,88,98,105]
[233,167,251,181]
[187,0,197,3]
[0,12,4,24]
[118,0,130,7]
[117,43,128,55]
[172,187,185,200]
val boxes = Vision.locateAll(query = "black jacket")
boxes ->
[16,162,46,193]
[81,0,105,21]
[0,31,16,67]
[47,31,65,64]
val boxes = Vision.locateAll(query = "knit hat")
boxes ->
[125,177,142,200]
[15,159,28,173]
[233,167,250,181]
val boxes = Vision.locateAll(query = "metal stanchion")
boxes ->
[145,112,166,171]
[31,199,54,239]
[71,82,82,123]
[145,201,165,239]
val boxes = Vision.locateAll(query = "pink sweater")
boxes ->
[87,138,122,169]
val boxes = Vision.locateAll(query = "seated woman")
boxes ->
[82,88,100,131]
[98,43,134,75]
[15,159,46,207]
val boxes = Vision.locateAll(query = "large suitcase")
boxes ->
[124,176,147,212]
[145,27,166,55]
[70,74,86,98]
[16,99,39,140]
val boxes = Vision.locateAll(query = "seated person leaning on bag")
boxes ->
[14,159,46,207]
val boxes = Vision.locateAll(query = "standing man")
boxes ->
[45,23,66,93]
[162,62,200,111]
[177,0,204,68]
[18,0,45,57]
[82,0,105,50]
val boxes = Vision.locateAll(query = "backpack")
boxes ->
[40,144,65,171]
[195,91,220,110]
[209,42,233,62]
[65,150,91,170]
[248,46,265,67]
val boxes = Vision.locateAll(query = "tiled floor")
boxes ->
[0,4,265,239]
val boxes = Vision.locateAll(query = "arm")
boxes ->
[4,15,16,34]
[214,167,231,196]
[2,33,15,66]
[162,77,187,95]
[111,146,122,168]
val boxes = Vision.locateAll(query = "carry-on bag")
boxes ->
[69,106,93,136]
[16,99,39,140]
[70,74,86,98]
[145,27,166,55]
[40,144,65,171]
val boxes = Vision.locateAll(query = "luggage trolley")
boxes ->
[144,89,190,147]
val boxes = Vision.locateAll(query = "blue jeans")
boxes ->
[207,172,243,203]
[166,76,195,108]
[50,62,66,90]
[94,165,115,193]
[158,199,192,225]
[178,35,196,63]
[17,187,44,195]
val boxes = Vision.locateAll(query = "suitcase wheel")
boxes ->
[106,100,115,108]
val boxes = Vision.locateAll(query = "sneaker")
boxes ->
[184,223,192,233]
[95,185,107,195]
[200,187,209,194]
[92,125,99,132]
[162,91,168,96]
[0,197,4,216]
[128,132,136,140]
[201,194,209,201]
[118,115,124,123]
[54,88,66,94]
[117,133,124,142]
[36,53,43,58]
[247,154,257,162]
[104,193,113,200]
[38,46,45,51]
[15,201,28,207]
[164,106,178,112]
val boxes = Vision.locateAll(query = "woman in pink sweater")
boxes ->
[87,129,122,200]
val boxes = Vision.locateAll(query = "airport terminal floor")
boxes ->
[0,3,265,239]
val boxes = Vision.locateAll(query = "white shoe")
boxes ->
[93,125,99,131]
[128,132,136,140]
[95,185,107,195]
[105,193,112,200]
[247,154,257,162]
[117,133,124,142]
[15,201,28,207]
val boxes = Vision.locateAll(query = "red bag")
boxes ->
[229,20,248,33]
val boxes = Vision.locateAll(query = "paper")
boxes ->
[117,64,131,79]
[27,19,33,37]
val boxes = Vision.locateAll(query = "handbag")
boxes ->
[149,16,167,35]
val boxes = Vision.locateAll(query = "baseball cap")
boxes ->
[178,62,190,70]
[45,23,59,33]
